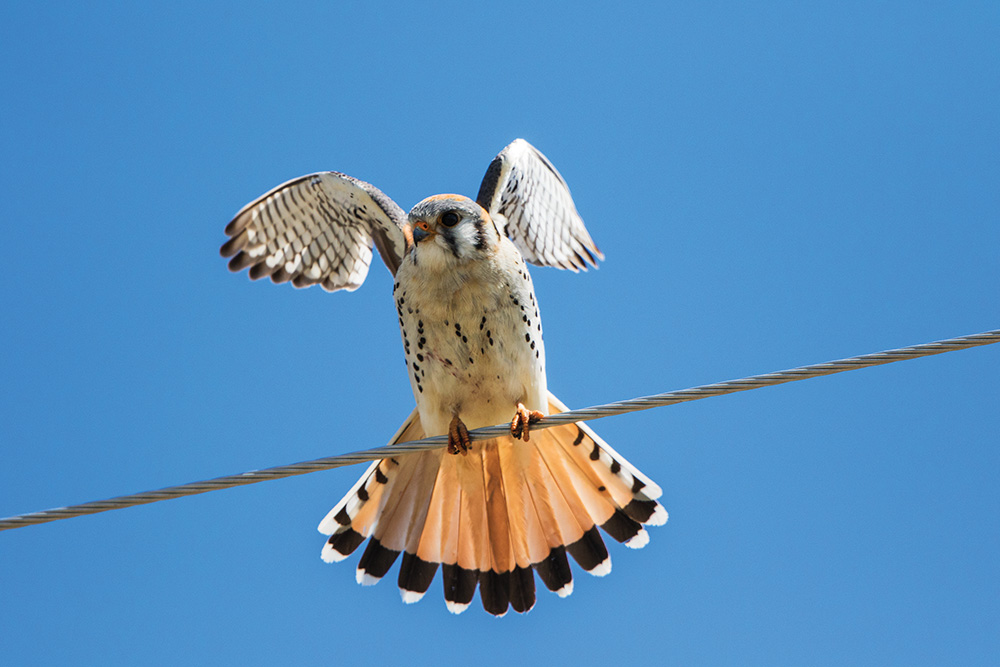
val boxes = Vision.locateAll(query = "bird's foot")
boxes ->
[510,403,545,442]
[448,416,471,455]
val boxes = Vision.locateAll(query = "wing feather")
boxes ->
[221,171,408,292]
[476,139,603,271]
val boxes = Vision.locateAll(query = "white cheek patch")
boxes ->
[428,221,485,261]
[449,221,482,259]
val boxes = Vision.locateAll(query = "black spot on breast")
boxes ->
[590,443,601,461]
[375,467,389,484]
[525,333,531,342]
[417,353,424,361]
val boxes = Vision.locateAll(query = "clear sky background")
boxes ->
[2,3,997,665]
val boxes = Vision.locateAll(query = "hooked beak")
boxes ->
[411,220,434,244]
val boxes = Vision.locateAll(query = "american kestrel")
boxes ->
[220,139,666,616]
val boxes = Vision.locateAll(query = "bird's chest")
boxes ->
[393,257,547,435]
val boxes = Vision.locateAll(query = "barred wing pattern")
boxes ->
[220,172,408,292]
[476,139,603,271]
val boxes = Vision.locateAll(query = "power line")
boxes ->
[1,329,997,532]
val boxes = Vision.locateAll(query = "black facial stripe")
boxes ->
[441,228,461,258]
[474,218,488,251]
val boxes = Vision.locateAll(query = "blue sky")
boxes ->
[1,2,998,665]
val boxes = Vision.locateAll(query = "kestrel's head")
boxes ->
[406,194,500,265]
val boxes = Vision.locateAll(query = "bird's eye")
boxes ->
[440,211,460,227]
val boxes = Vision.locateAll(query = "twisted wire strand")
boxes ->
[2,329,997,532]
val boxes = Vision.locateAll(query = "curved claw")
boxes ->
[510,403,545,442]
[448,416,471,455]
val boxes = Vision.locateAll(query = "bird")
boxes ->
[219,139,667,616]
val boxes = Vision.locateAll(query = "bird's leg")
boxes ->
[448,416,471,455]
[510,402,545,442]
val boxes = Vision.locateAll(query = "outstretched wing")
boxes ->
[476,139,603,271]
[220,172,408,292]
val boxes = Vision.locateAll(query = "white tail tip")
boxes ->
[356,570,381,586]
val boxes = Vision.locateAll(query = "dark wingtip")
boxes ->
[476,155,504,211]
[219,238,237,258]
[223,215,243,237]
[227,252,254,273]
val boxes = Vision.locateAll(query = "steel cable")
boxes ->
[1,329,996,531]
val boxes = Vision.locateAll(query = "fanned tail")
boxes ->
[317,392,667,616]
